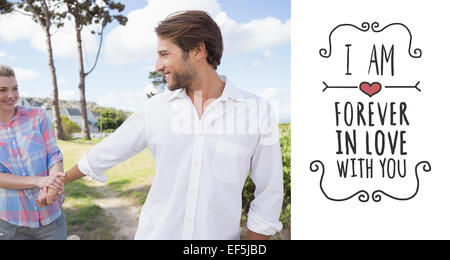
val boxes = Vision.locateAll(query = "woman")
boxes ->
[0,65,66,240]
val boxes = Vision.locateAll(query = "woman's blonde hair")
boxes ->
[0,65,15,77]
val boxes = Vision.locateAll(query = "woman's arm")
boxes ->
[0,172,64,190]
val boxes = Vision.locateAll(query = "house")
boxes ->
[65,107,100,134]
[17,97,44,108]
[87,109,101,133]
[19,97,103,135]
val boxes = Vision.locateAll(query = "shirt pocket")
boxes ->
[212,141,251,183]
[22,130,45,156]
[21,131,46,174]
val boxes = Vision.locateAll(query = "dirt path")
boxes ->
[89,181,140,240]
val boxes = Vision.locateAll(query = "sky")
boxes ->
[0,0,291,122]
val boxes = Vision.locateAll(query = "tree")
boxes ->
[1,0,65,140]
[0,0,13,14]
[98,107,126,131]
[146,71,166,99]
[98,117,116,131]
[62,0,127,140]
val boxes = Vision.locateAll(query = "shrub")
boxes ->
[60,115,81,139]
[99,117,117,130]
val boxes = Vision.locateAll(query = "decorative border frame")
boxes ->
[309,160,431,202]
[319,22,422,59]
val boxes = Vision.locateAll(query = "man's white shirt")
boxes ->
[78,76,284,240]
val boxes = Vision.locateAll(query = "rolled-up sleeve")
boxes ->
[247,103,284,236]
[38,109,63,170]
[78,107,147,182]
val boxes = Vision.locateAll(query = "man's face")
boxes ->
[156,37,197,91]
[0,76,18,111]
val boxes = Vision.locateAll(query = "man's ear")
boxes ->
[191,42,207,61]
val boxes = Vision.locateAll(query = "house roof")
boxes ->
[25,98,43,108]
[66,108,82,116]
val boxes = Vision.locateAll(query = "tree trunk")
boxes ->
[75,26,91,140]
[44,13,64,140]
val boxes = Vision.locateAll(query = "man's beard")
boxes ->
[167,57,197,91]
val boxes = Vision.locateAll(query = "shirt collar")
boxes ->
[16,106,30,116]
[0,106,29,127]
[167,75,246,103]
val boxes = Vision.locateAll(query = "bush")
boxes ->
[60,115,81,139]
[241,123,291,231]
[99,117,117,130]
[97,108,128,130]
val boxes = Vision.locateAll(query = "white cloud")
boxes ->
[13,67,40,81]
[97,89,148,112]
[258,88,280,100]
[104,0,290,65]
[218,13,290,54]
[0,12,38,42]
[263,50,272,58]
[251,59,263,67]
[20,90,29,97]
[250,49,273,67]
[0,8,101,60]
[0,50,6,59]
[59,90,77,100]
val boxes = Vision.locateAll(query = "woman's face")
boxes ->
[0,76,19,112]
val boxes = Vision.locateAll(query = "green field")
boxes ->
[59,123,291,240]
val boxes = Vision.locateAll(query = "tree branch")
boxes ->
[85,23,105,77]
[12,8,34,17]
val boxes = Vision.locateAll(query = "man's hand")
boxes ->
[244,229,270,240]
[35,172,65,207]
[35,164,87,207]
[35,186,63,207]
[35,187,49,207]
[46,186,62,205]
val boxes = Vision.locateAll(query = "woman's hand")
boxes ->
[34,173,65,190]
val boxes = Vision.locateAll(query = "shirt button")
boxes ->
[0,232,4,237]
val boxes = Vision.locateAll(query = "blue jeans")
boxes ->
[0,213,67,240]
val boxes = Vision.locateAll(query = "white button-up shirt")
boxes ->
[78,76,284,240]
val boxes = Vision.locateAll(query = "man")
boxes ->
[51,10,284,240]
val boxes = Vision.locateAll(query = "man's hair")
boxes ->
[155,10,223,70]
[0,65,15,77]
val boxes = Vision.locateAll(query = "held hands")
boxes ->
[35,172,66,207]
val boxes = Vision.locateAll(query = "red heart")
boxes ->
[359,82,382,97]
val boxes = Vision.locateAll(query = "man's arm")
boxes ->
[44,107,148,204]
[62,164,86,184]
[245,103,284,240]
